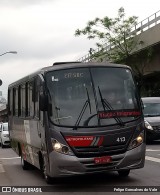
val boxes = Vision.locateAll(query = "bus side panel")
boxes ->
[9,116,42,169]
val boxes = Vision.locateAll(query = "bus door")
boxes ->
[36,74,51,171]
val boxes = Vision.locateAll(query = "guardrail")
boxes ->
[77,10,160,62]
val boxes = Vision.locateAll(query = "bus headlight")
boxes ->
[144,120,153,130]
[51,139,73,155]
[128,131,144,150]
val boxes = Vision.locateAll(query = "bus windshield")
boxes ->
[46,67,140,127]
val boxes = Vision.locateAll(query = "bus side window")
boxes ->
[32,76,44,121]
[25,82,28,117]
[35,77,40,119]
[15,88,18,116]
[18,85,21,116]
[28,81,34,117]
[8,89,12,116]
[20,84,26,117]
[13,88,18,116]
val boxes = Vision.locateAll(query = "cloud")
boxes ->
[0,0,159,99]
[0,0,96,61]
[0,0,53,8]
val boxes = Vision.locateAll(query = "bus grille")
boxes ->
[72,144,127,158]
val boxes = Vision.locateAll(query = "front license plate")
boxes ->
[94,156,112,164]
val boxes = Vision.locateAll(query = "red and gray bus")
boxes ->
[8,62,146,183]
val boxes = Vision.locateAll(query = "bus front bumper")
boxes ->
[48,143,146,177]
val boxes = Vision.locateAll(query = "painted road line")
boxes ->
[145,156,160,163]
[0,164,5,173]
[146,149,160,152]
[0,157,20,160]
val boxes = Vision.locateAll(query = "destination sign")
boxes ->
[64,72,84,78]
[98,110,141,118]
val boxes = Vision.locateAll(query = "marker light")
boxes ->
[136,135,143,143]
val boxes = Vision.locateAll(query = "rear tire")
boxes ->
[118,169,130,177]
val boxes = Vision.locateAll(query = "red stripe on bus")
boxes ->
[97,136,104,146]
[65,136,95,147]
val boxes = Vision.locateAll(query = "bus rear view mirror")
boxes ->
[39,94,48,111]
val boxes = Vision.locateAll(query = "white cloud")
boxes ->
[0,0,159,98]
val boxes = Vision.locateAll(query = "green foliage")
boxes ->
[75,7,155,83]
[75,7,139,63]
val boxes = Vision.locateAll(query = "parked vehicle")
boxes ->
[8,62,145,183]
[0,122,10,148]
[142,97,160,142]
[0,122,2,142]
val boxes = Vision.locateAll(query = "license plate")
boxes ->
[94,156,112,164]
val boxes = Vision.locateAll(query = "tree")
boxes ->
[75,7,140,63]
[75,7,155,90]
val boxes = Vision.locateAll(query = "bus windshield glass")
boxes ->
[46,67,140,127]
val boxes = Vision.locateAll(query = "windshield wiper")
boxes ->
[73,88,92,130]
[98,86,125,126]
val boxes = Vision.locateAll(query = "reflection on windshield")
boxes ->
[97,86,124,126]
[74,87,92,129]
[46,67,139,127]
[143,103,160,117]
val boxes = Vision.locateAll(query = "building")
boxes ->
[0,91,8,122]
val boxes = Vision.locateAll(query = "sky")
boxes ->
[0,0,159,99]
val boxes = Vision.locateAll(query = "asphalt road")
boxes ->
[0,141,160,194]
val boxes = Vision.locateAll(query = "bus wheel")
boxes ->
[118,169,130,177]
[42,158,53,184]
[21,156,30,170]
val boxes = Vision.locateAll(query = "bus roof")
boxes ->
[8,61,131,88]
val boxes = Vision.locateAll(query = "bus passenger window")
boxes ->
[35,77,41,119]
[21,84,26,117]
[13,88,18,116]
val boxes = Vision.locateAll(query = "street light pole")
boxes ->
[0,51,17,86]
[0,51,17,56]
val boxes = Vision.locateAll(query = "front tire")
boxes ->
[21,156,30,170]
[42,157,53,184]
[118,169,130,177]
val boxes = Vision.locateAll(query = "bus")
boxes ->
[8,62,146,183]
